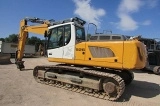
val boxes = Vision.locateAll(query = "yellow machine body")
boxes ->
[48,40,146,70]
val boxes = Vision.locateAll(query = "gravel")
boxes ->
[0,57,159,106]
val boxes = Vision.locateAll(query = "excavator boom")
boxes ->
[15,17,50,70]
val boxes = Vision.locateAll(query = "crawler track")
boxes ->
[33,65,125,101]
[114,70,134,85]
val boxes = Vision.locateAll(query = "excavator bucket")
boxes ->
[0,54,12,64]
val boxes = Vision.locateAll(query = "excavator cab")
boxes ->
[47,19,85,59]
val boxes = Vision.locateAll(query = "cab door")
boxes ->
[47,26,64,58]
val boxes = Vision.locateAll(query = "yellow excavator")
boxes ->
[15,17,147,101]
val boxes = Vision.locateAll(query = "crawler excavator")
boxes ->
[15,17,147,101]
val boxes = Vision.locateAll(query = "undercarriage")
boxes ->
[33,64,134,101]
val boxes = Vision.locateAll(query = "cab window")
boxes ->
[64,25,71,45]
[75,26,85,42]
[48,25,71,49]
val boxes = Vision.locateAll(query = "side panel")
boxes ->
[75,42,86,60]
[74,41,124,69]
[84,42,124,63]
[48,47,63,58]
[123,41,146,69]
[84,41,124,69]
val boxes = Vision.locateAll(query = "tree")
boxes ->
[1,33,44,52]
[0,38,5,42]
[26,36,42,45]
[26,36,43,52]
[5,34,18,43]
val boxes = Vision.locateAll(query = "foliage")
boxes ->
[26,36,42,45]
[5,34,18,43]
[26,36,43,52]
[0,38,5,42]
[1,34,45,52]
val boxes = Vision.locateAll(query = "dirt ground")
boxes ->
[0,57,160,106]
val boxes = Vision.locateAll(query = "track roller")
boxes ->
[102,76,124,101]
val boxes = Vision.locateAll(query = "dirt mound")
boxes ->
[0,54,12,64]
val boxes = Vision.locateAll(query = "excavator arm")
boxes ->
[15,17,52,70]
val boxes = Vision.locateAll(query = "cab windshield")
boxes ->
[48,25,71,49]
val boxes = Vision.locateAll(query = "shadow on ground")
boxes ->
[118,80,160,102]
[0,62,13,65]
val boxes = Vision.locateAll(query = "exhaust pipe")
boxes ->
[0,54,12,64]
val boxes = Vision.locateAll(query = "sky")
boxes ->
[0,0,160,39]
